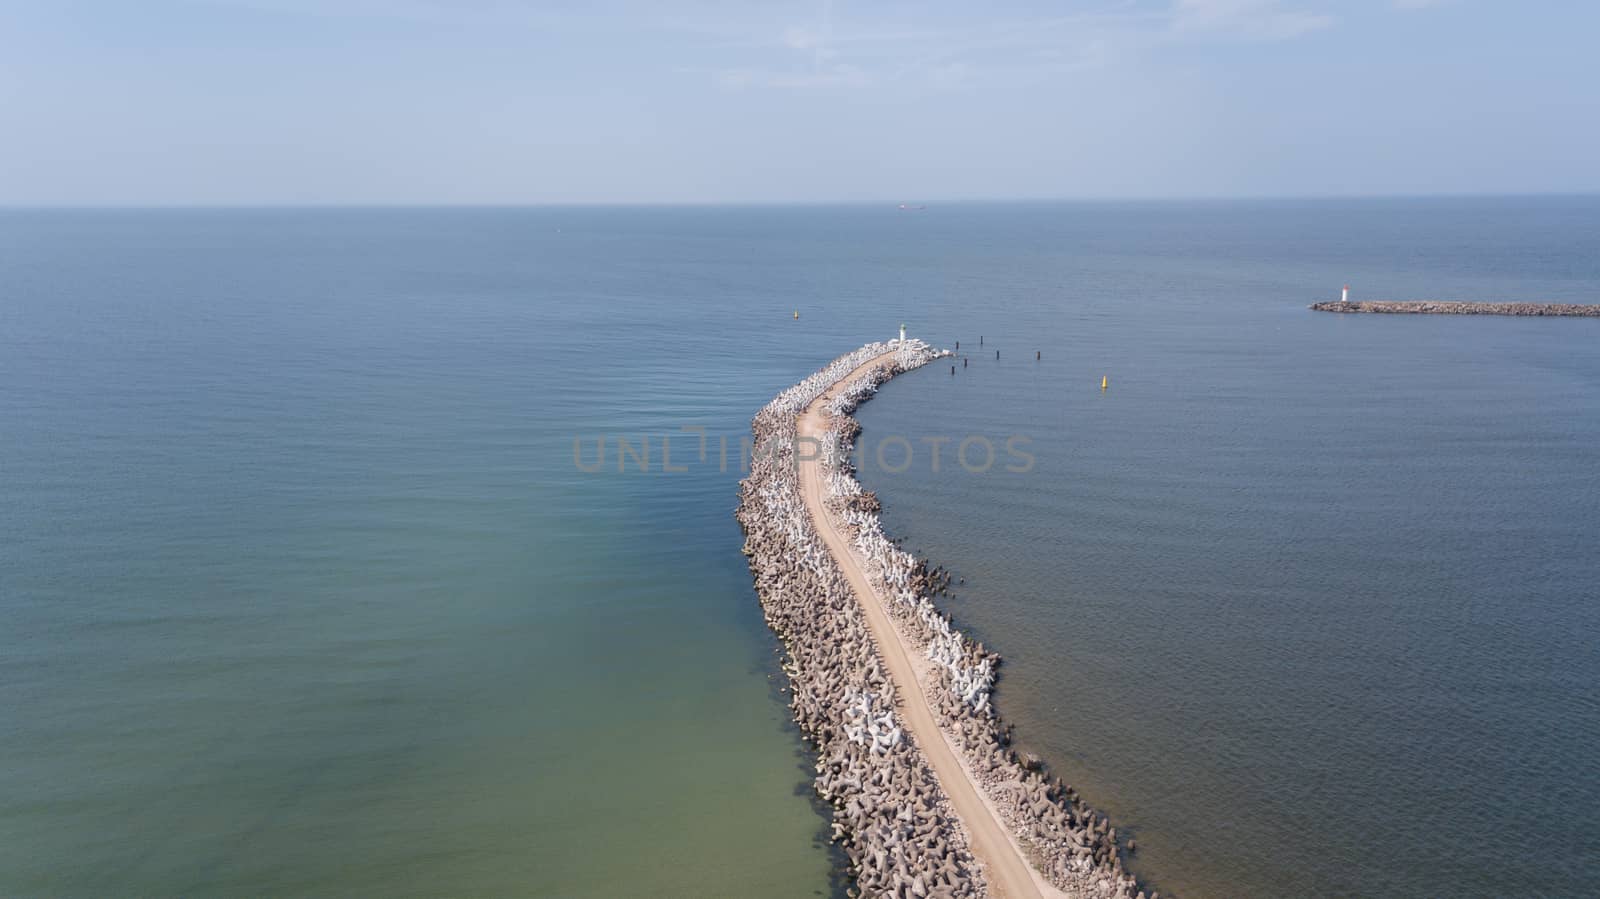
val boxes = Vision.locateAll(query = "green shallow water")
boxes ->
[1,208,851,897]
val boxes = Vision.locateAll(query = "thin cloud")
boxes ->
[697,2,1335,91]
[199,0,1338,91]
[1170,0,1334,40]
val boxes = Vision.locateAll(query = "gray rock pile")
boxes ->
[739,340,1153,899]
[739,340,983,899]
[1311,300,1600,316]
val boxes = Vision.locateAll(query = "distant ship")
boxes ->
[898,204,926,211]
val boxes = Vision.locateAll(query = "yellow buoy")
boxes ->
[1101,375,1109,390]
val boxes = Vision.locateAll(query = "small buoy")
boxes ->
[996,350,1000,359]
[1036,350,1040,360]
[1101,375,1109,390]
[794,309,799,320]
[951,365,955,375]
[963,357,967,368]
[980,336,984,345]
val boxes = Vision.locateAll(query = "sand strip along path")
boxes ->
[797,350,1069,899]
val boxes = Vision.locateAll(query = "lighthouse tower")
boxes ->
[1342,284,1351,304]
[899,322,907,343]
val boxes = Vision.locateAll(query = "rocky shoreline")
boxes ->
[737,340,1148,899]
[1310,300,1600,316]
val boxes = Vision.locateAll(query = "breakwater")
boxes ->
[1310,300,1600,316]
[737,340,1147,899]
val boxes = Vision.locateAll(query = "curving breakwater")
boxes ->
[1310,300,1600,316]
[739,340,982,898]
[738,340,1148,899]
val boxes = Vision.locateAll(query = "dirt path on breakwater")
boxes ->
[797,350,1068,899]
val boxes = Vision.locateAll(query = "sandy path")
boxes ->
[796,351,1067,899]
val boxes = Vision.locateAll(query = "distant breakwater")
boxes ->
[737,340,1146,899]
[1311,300,1600,317]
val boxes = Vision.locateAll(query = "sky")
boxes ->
[1,0,1596,204]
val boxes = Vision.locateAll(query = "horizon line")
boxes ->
[3,190,1598,211]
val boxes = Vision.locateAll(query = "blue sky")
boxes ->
[1,0,1595,204]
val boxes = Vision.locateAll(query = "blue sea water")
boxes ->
[2,199,1597,897]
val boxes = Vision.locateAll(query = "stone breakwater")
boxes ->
[1311,300,1600,316]
[738,341,1149,899]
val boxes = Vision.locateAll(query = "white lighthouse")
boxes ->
[899,322,906,343]
[1342,284,1351,304]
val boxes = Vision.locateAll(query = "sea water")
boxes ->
[2,199,1596,896]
